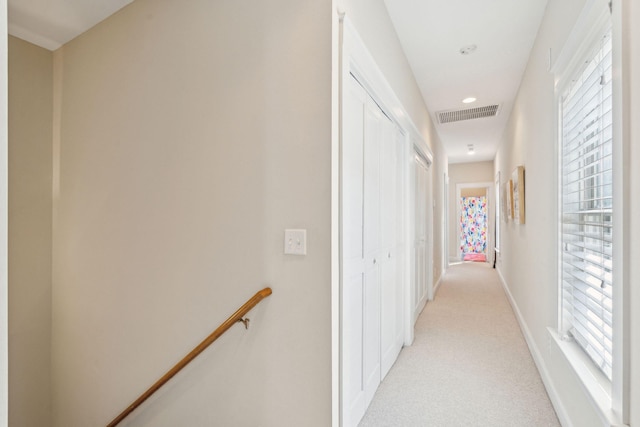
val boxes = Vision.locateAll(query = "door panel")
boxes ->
[380,253,397,378]
[380,120,403,379]
[343,271,365,424]
[362,95,382,406]
[363,100,381,259]
[342,77,367,426]
[342,74,407,426]
[362,261,380,406]
[413,154,429,321]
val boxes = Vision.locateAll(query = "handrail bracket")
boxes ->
[237,318,250,329]
[106,286,272,427]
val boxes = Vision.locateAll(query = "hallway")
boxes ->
[359,263,559,426]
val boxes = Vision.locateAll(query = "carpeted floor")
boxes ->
[359,262,560,427]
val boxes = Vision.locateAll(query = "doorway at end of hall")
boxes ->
[459,187,488,262]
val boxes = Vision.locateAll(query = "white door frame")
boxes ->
[443,173,449,270]
[455,182,493,262]
[410,150,432,330]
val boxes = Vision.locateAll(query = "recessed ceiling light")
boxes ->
[462,97,477,104]
[459,45,477,55]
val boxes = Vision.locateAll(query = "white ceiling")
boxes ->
[384,0,549,163]
[8,0,133,50]
[7,0,548,164]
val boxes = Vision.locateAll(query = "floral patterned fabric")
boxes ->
[460,196,487,255]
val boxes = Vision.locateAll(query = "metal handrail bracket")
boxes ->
[107,287,272,427]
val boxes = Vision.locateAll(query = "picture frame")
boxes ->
[512,166,525,224]
[501,182,509,222]
[506,179,513,221]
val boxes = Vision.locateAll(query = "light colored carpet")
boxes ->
[359,262,560,427]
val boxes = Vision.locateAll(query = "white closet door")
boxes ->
[413,153,429,321]
[380,119,403,379]
[362,95,382,407]
[394,127,405,345]
[342,77,366,426]
[342,73,406,426]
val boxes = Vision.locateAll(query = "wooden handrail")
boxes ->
[107,287,272,427]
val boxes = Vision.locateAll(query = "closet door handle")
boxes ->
[388,252,391,258]
[373,258,377,265]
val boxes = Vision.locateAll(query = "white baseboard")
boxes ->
[433,275,443,297]
[495,268,572,427]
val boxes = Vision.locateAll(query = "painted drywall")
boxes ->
[626,1,640,423]
[460,188,486,198]
[340,0,448,285]
[495,0,639,424]
[1,1,9,424]
[8,36,53,427]
[493,1,597,423]
[51,1,332,426]
[447,161,493,261]
[339,0,432,138]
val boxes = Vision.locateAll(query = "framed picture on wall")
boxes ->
[512,166,525,224]
[501,182,509,223]
[506,179,513,221]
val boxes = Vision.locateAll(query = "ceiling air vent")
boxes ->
[437,104,501,124]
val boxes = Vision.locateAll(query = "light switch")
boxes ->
[284,229,307,255]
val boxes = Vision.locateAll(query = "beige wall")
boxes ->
[51,0,332,425]
[0,6,5,421]
[626,1,640,424]
[8,36,53,427]
[494,2,595,424]
[447,161,494,260]
[495,0,640,424]
[460,188,486,198]
[8,1,449,425]
[340,0,433,138]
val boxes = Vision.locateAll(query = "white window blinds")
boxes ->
[560,28,613,381]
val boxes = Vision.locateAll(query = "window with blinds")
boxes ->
[560,28,613,381]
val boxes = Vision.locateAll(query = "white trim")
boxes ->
[498,261,628,427]
[331,4,343,426]
[551,0,610,79]
[609,0,630,420]
[412,150,433,314]
[403,134,415,347]
[338,15,434,426]
[341,19,432,164]
[548,329,626,427]
[341,16,432,350]
[495,268,572,427]
[7,23,62,51]
[552,1,629,422]
[443,173,449,271]
[494,172,501,253]
[433,275,443,297]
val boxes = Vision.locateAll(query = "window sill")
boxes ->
[547,328,626,426]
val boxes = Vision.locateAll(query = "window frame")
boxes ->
[559,26,614,381]
[552,0,629,424]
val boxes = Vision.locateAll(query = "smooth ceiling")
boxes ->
[8,0,549,164]
[384,0,549,163]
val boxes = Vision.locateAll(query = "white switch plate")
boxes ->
[284,229,307,255]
